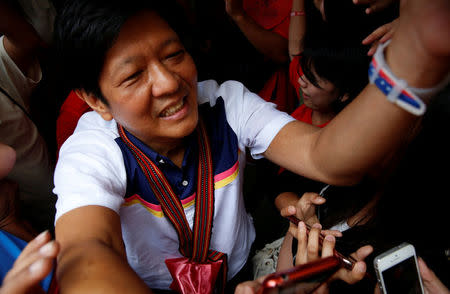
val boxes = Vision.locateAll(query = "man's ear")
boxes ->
[74,89,113,121]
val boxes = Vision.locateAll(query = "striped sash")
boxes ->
[118,119,227,292]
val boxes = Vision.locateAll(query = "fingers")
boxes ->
[306,223,322,262]
[362,20,397,56]
[352,0,395,14]
[234,275,266,294]
[295,221,308,265]
[1,231,60,294]
[320,230,343,238]
[321,234,336,258]
[332,245,373,285]
[417,257,450,294]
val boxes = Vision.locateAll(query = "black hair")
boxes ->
[54,0,191,105]
[299,45,371,113]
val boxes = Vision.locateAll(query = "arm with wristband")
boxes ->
[288,0,306,60]
[264,0,450,186]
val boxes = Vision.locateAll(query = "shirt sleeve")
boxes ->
[53,123,127,222]
[198,80,295,159]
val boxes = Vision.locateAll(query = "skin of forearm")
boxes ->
[232,13,289,63]
[56,240,153,294]
[288,0,305,58]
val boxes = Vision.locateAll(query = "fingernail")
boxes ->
[312,223,322,229]
[39,241,56,256]
[325,235,335,242]
[299,221,306,231]
[29,259,45,274]
[36,230,49,242]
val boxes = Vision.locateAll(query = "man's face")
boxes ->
[97,11,198,151]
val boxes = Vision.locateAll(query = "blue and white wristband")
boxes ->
[369,41,450,116]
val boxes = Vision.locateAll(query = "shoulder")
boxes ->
[197,80,250,105]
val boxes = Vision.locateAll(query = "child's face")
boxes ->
[97,11,199,148]
[298,72,340,112]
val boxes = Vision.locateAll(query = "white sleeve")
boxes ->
[53,129,127,222]
[198,80,295,159]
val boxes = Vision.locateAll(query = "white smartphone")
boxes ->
[373,242,425,294]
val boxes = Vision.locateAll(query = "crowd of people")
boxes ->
[0,0,449,293]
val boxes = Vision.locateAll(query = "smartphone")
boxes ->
[259,256,342,294]
[373,242,425,294]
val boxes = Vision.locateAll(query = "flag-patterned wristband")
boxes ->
[369,41,426,116]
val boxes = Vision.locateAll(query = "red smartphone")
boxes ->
[258,256,342,294]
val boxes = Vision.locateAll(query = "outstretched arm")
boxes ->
[288,0,306,59]
[265,0,450,186]
[55,206,153,294]
[225,0,289,63]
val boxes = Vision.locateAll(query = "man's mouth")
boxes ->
[159,96,187,118]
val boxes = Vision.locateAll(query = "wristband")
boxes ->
[290,11,305,16]
[370,41,450,116]
[369,41,425,116]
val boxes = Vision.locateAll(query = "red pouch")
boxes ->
[165,257,224,294]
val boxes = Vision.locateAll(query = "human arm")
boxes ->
[288,0,306,60]
[264,0,450,186]
[225,0,289,63]
[0,231,59,294]
[55,206,153,294]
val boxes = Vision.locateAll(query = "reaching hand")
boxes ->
[417,258,449,294]
[0,231,59,294]
[280,192,342,239]
[362,18,398,56]
[295,221,373,294]
[353,0,398,14]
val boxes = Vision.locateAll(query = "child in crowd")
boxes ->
[51,0,449,293]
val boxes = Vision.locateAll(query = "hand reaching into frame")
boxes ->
[363,18,398,56]
[280,192,342,239]
[0,231,59,294]
[353,0,398,14]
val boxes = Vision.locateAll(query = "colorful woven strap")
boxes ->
[118,119,216,262]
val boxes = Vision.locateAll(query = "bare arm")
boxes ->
[225,0,289,63]
[264,0,450,185]
[288,0,306,59]
[55,206,153,294]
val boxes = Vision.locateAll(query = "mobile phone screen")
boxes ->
[382,256,422,294]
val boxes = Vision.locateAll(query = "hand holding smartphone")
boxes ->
[373,242,425,294]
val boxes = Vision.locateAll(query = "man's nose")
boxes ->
[150,63,179,97]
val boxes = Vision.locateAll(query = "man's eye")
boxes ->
[124,70,142,82]
[166,50,184,60]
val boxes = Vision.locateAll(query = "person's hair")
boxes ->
[54,0,191,105]
[299,45,370,113]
